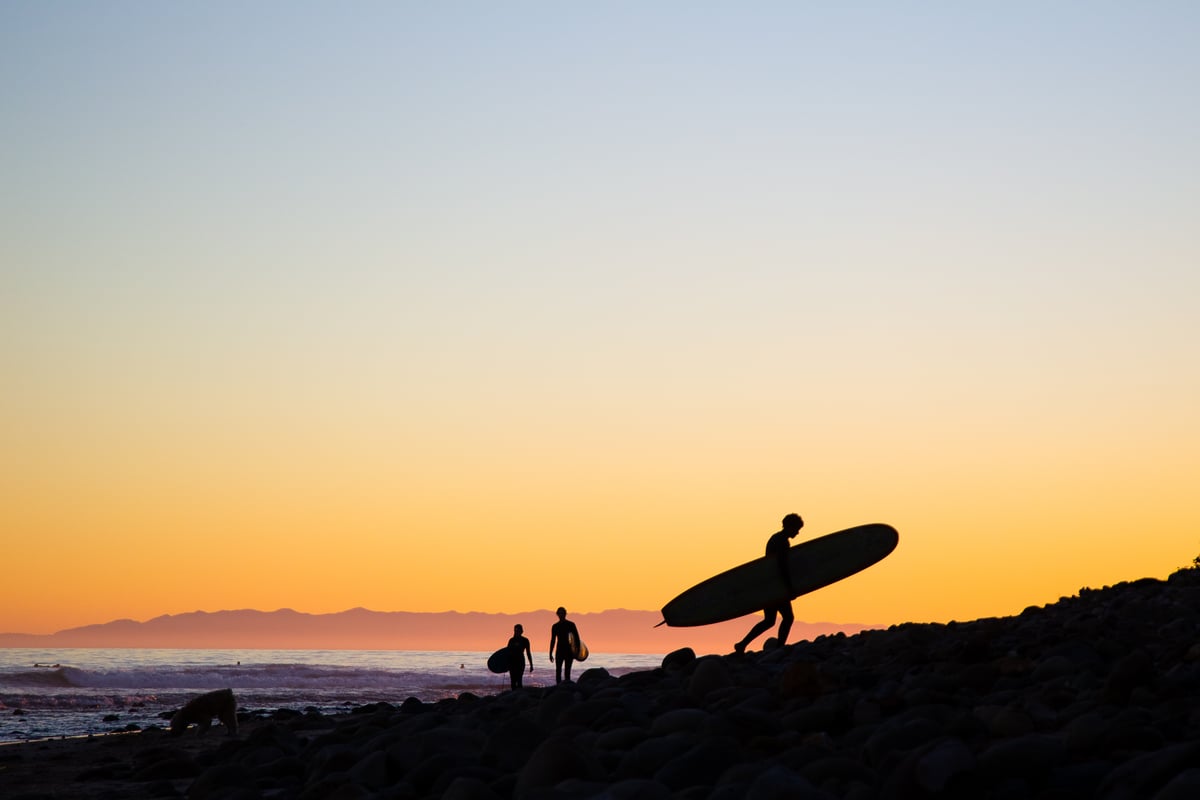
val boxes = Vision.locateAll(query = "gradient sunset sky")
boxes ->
[3,3,1197,638]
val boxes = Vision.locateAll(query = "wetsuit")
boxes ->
[738,529,796,648]
[507,633,531,690]
[550,619,580,683]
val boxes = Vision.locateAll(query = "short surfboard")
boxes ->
[570,633,589,662]
[487,648,510,674]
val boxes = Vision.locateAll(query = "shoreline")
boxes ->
[5,572,1200,798]
[0,731,140,748]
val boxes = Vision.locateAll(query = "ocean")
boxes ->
[0,648,664,743]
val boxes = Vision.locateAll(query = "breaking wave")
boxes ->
[0,647,660,741]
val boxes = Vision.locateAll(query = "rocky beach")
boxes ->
[5,569,1200,799]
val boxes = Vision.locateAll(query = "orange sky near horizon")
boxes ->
[3,5,1198,639]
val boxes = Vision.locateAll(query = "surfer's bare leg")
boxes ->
[777,603,794,645]
[555,653,574,683]
[736,608,778,653]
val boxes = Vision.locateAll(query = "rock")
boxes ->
[778,660,825,700]
[1104,649,1156,703]
[514,736,596,798]
[133,749,200,781]
[1096,741,1200,799]
[689,657,734,701]
[595,778,672,799]
[536,685,579,727]
[578,667,612,687]
[662,648,696,672]
[1153,768,1200,800]
[1032,654,1077,681]
[481,712,545,771]
[914,737,975,792]
[185,763,256,800]
[442,776,502,800]
[976,733,1066,781]
[650,708,709,736]
[745,764,830,800]
[862,715,943,766]
[977,704,1036,738]
[407,752,459,795]
[802,755,875,788]
[617,733,695,780]
[1062,710,1108,755]
[347,749,390,790]
[653,737,740,790]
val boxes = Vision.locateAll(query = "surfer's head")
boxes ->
[556,606,567,618]
[782,513,804,534]
[514,624,523,634]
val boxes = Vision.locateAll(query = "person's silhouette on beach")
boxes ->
[735,513,804,653]
[507,624,533,690]
[548,606,581,684]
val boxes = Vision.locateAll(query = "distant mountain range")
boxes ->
[0,608,881,655]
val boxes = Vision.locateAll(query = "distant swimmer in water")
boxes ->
[735,513,804,654]
[507,624,533,690]
[548,607,581,684]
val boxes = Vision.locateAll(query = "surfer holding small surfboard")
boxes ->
[733,513,804,654]
[506,624,533,690]
[549,606,583,684]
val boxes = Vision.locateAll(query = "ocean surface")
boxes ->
[0,648,664,743]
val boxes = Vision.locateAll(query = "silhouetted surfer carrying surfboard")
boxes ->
[549,606,582,684]
[734,513,804,653]
[660,519,897,635]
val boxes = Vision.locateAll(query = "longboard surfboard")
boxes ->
[660,523,899,627]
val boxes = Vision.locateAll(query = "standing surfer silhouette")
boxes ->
[506,624,533,690]
[548,606,580,684]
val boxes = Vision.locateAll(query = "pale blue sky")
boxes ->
[6,2,1195,423]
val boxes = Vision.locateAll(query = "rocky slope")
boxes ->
[8,568,1200,799]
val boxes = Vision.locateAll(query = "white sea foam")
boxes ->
[0,648,661,742]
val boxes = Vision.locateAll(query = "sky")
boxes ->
[2,2,1198,639]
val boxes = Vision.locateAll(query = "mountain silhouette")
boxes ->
[0,608,879,654]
